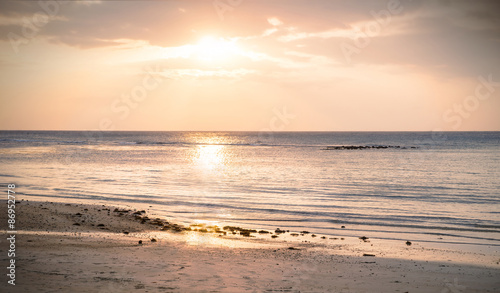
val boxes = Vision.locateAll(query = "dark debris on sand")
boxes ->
[109,206,355,245]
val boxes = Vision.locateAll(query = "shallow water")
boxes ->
[1,131,499,246]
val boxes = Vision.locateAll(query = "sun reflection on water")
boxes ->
[193,144,227,170]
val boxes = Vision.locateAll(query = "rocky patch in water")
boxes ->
[324,145,418,150]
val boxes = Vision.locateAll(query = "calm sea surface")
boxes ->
[1,131,499,246]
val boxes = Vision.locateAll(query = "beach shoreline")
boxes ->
[1,200,499,292]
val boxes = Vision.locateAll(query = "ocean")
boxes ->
[1,131,499,247]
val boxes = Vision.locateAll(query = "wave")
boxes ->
[0,138,87,145]
[128,141,273,147]
[1,139,428,151]
[24,191,500,235]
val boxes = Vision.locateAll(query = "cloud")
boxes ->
[2,1,500,86]
[267,17,283,26]
[0,0,420,48]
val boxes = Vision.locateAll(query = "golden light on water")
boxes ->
[193,144,227,170]
[183,231,270,249]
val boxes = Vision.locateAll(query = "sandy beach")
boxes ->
[0,200,498,292]
[2,0,500,291]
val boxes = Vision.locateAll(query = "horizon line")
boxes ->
[2,130,500,133]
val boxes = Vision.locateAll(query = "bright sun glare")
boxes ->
[195,145,226,170]
[195,36,241,62]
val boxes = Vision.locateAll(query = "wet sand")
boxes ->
[0,201,499,292]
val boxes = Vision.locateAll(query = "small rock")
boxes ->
[151,238,157,242]
[406,241,412,246]
[240,231,252,237]
[138,240,143,245]
[275,228,285,234]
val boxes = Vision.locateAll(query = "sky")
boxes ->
[0,0,499,131]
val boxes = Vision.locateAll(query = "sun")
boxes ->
[195,36,241,62]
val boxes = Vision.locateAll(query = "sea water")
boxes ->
[1,131,499,247]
